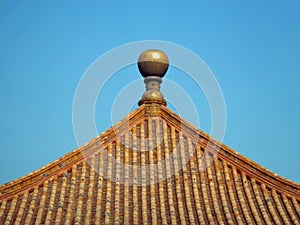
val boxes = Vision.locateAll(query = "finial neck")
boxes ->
[138,76,167,106]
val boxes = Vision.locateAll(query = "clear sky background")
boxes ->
[0,1,299,185]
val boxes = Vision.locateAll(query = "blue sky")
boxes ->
[0,1,300,184]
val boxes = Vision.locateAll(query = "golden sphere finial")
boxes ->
[138,50,169,77]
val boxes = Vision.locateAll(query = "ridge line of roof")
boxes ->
[0,105,148,199]
[159,105,300,197]
[1,104,299,200]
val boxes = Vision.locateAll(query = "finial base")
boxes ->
[138,98,167,106]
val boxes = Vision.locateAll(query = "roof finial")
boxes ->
[138,50,169,106]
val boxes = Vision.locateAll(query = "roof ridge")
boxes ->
[0,105,147,199]
[1,103,299,200]
[160,105,300,196]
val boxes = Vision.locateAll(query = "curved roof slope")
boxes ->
[0,103,300,224]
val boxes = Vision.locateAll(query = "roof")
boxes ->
[1,49,300,224]
[0,102,300,224]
